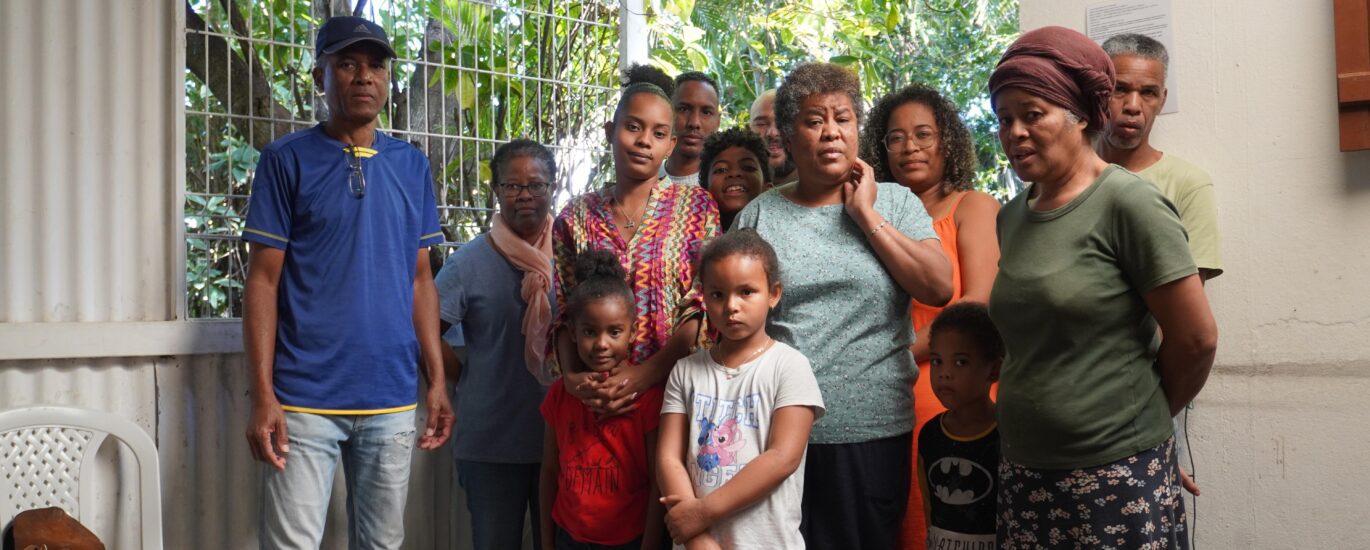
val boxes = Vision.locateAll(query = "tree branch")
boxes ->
[185,1,299,151]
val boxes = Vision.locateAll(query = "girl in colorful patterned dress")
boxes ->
[550,64,719,419]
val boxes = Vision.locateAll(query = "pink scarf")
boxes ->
[488,214,556,384]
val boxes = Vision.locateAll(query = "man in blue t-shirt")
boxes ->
[241,16,453,549]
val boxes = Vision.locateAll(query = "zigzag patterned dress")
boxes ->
[550,177,719,368]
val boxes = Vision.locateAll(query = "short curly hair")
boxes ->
[490,138,556,187]
[697,228,783,288]
[859,84,977,191]
[929,302,1005,361]
[698,128,772,188]
[774,63,863,139]
[674,71,721,103]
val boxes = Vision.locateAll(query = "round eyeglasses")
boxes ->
[883,131,937,153]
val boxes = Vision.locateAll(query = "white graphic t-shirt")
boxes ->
[662,342,825,549]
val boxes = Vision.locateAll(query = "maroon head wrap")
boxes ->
[988,26,1116,131]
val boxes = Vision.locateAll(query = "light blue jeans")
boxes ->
[260,409,416,550]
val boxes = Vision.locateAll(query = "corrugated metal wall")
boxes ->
[0,0,179,324]
[0,0,179,547]
[157,354,473,549]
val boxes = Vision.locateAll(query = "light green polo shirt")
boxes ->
[1137,154,1223,277]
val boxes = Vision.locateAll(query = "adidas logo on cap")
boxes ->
[354,24,370,33]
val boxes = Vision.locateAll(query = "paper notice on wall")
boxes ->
[1087,0,1178,114]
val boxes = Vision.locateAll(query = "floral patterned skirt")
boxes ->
[997,437,1187,550]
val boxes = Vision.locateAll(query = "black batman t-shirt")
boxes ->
[917,413,998,548]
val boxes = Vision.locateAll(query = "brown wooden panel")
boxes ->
[1338,72,1370,103]
[1335,0,1370,75]
[1334,0,1370,151]
[1341,109,1370,151]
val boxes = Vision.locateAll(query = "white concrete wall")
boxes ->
[1021,2,1370,547]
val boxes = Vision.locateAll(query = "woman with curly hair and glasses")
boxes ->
[733,62,952,550]
[859,84,1000,550]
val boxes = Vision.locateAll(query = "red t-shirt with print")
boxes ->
[541,382,663,545]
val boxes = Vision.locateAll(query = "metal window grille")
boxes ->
[184,0,622,318]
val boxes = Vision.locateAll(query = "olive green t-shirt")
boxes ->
[989,165,1196,469]
[1137,154,1223,277]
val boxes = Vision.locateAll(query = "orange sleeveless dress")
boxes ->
[901,192,965,550]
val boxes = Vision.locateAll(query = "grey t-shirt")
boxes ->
[435,234,552,463]
[733,182,938,444]
[659,163,700,186]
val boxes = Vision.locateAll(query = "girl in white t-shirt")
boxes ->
[658,229,826,550]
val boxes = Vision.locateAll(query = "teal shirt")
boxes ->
[989,165,1196,469]
[733,182,938,444]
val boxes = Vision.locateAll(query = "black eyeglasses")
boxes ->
[496,182,552,198]
[346,148,366,198]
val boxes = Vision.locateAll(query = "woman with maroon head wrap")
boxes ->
[985,26,1217,549]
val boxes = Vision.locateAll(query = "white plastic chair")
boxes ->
[0,405,162,549]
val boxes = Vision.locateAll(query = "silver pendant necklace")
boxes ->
[611,189,650,230]
[713,338,773,380]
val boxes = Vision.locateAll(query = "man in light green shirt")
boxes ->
[1099,33,1223,281]
[1100,34,1220,503]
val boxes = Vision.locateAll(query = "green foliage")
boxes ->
[649,0,1019,199]
[184,0,1018,318]
[185,0,623,317]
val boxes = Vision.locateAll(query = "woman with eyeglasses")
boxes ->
[433,139,559,550]
[549,64,719,429]
[859,84,1001,550]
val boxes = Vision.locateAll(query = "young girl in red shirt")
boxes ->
[540,249,666,550]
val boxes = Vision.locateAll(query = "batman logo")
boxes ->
[927,456,994,506]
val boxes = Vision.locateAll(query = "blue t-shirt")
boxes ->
[435,235,551,463]
[242,124,444,414]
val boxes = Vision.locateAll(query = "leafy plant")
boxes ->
[184,0,622,317]
[183,0,1019,318]
[648,0,1019,199]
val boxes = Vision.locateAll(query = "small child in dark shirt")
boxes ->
[917,302,1004,549]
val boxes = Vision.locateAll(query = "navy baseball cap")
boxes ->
[315,16,396,59]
